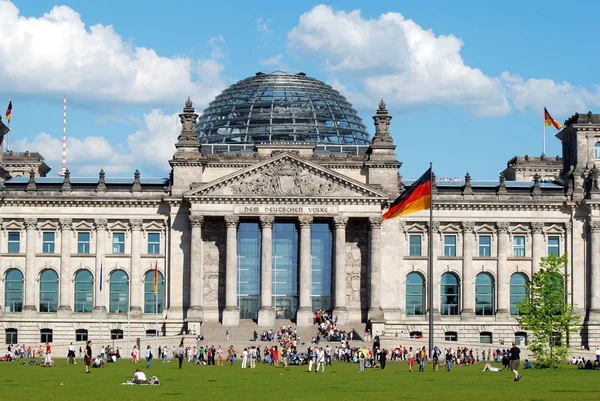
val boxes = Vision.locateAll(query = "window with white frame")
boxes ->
[443,234,457,257]
[112,232,125,254]
[479,235,491,257]
[42,232,55,253]
[595,142,600,160]
[513,235,526,257]
[548,235,560,256]
[409,234,422,256]
[8,232,20,253]
[147,233,160,254]
[77,232,90,254]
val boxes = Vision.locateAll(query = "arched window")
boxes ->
[4,269,23,312]
[74,270,93,313]
[475,272,495,315]
[510,273,529,315]
[39,270,58,312]
[595,142,600,160]
[440,273,459,315]
[109,270,129,313]
[406,272,425,315]
[144,270,164,313]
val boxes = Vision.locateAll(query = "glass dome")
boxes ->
[196,71,370,145]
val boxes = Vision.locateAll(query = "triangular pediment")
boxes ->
[73,221,95,231]
[510,224,530,233]
[476,224,496,234]
[184,152,389,201]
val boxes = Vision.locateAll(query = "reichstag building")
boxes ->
[1,71,599,347]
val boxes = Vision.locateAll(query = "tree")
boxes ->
[516,253,580,368]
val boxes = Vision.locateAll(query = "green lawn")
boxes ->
[1,358,598,401]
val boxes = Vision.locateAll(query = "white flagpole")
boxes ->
[154,261,158,355]
[99,262,102,358]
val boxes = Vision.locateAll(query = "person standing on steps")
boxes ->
[509,342,521,382]
[84,340,92,373]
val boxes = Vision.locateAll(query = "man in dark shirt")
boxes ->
[509,342,521,381]
[85,340,93,373]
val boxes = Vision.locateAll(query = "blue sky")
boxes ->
[1,0,599,180]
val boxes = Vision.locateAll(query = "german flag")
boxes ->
[544,107,562,130]
[5,101,12,122]
[383,167,431,220]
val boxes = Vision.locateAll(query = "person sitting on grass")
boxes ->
[524,359,532,369]
[481,363,502,372]
[130,368,147,384]
[93,355,104,368]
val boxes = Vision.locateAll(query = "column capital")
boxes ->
[59,218,73,230]
[224,215,239,228]
[565,221,572,233]
[259,215,275,228]
[333,216,348,229]
[531,221,544,233]
[462,221,475,232]
[497,221,510,233]
[129,218,143,230]
[24,218,37,230]
[94,218,108,230]
[591,220,600,233]
[369,216,383,229]
[189,215,204,228]
[298,216,313,228]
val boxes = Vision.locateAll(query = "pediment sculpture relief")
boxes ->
[230,159,345,196]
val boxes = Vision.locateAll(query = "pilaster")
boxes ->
[222,215,240,326]
[258,216,275,327]
[496,222,510,319]
[296,215,313,326]
[368,217,384,320]
[58,218,73,314]
[23,218,37,312]
[129,219,143,315]
[188,215,204,321]
[333,216,348,324]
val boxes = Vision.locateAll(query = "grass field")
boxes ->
[1,358,598,401]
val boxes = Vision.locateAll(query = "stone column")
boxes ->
[461,222,475,319]
[333,216,348,324]
[258,216,275,326]
[222,215,240,326]
[590,221,600,319]
[58,218,73,313]
[297,216,313,326]
[188,215,204,320]
[23,218,37,312]
[531,222,544,274]
[368,217,384,320]
[94,219,107,312]
[430,222,441,315]
[129,219,143,315]
[496,222,510,319]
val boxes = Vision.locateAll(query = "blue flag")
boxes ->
[99,263,103,291]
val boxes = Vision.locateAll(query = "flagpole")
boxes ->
[543,107,546,156]
[7,98,10,151]
[99,262,102,358]
[154,261,158,356]
[428,162,434,357]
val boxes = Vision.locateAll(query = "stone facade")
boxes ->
[1,96,600,349]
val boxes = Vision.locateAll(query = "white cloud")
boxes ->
[0,1,226,107]
[287,5,600,117]
[256,17,271,34]
[259,54,284,66]
[13,109,181,176]
[287,5,509,116]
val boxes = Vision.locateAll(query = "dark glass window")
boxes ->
[406,272,425,315]
[39,270,58,312]
[111,329,124,340]
[40,329,53,343]
[444,331,458,341]
[480,332,493,344]
[74,270,93,313]
[109,270,128,313]
[7,232,20,253]
[77,232,90,254]
[5,328,18,344]
[510,273,528,315]
[475,273,495,315]
[4,269,23,312]
[272,222,299,319]
[147,233,160,254]
[42,232,55,253]
[237,222,261,319]
[144,270,163,313]
[311,223,332,311]
[75,329,88,342]
[440,273,459,315]
[409,235,422,256]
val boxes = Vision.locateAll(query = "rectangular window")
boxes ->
[443,235,457,257]
[40,329,53,343]
[479,235,491,257]
[548,235,560,256]
[77,232,90,254]
[8,232,20,253]
[147,233,160,254]
[112,232,125,254]
[75,329,88,342]
[42,232,55,253]
[5,329,18,345]
[513,235,526,257]
[409,234,422,256]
